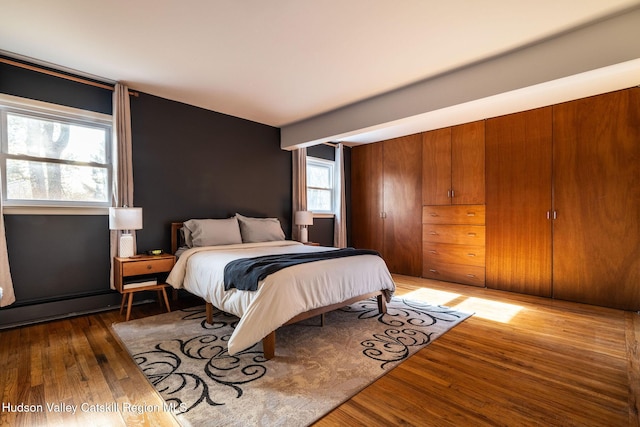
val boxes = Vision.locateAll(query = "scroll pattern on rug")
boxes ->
[127,298,468,415]
[343,298,467,368]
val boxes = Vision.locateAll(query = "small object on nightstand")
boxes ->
[114,253,176,321]
[147,249,163,255]
[303,242,320,246]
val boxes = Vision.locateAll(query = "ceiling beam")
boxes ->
[280,6,640,150]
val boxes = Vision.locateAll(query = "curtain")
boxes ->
[0,171,15,307]
[292,148,307,241]
[110,83,136,289]
[333,143,347,248]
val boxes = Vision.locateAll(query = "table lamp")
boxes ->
[109,207,143,258]
[294,210,313,243]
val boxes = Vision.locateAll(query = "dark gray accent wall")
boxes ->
[0,59,290,327]
[130,93,290,252]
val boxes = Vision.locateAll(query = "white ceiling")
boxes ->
[1,0,639,130]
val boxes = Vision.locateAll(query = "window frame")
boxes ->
[0,94,113,214]
[306,156,336,215]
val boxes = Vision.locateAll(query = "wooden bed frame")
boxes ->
[170,222,387,359]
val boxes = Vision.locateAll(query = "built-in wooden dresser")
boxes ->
[422,205,485,287]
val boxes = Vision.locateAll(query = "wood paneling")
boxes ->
[552,88,640,310]
[451,120,485,204]
[350,142,384,253]
[422,121,485,206]
[383,134,423,276]
[422,127,451,205]
[485,107,553,297]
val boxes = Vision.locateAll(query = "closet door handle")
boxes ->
[451,190,455,198]
[447,190,451,198]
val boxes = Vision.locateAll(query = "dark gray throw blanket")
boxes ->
[224,248,381,291]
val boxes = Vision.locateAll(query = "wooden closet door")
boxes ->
[350,142,384,254]
[485,107,553,296]
[422,127,451,205]
[451,120,485,205]
[383,134,423,276]
[552,88,640,310]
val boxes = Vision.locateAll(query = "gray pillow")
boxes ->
[236,213,285,243]
[183,217,242,247]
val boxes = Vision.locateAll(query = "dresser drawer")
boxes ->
[423,225,485,245]
[423,261,485,287]
[422,205,485,225]
[423,242,485,267]
[122,258,175,276]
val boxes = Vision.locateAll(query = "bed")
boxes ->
[165,215,396,359]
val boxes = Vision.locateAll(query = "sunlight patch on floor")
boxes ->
[452,297,523,323]
[402,288,463,307]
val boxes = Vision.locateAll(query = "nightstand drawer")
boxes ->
[122,258,175,276]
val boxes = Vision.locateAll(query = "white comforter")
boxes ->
[166,241,395,355]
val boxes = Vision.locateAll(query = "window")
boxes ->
[0,95,112,210]
[306,157,335,214]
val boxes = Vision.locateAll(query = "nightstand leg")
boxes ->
[119,294,127,315]
[156,290,163,307]
[161,287,171,313]
[126,292,134,321]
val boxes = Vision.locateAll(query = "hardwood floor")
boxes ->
[1,276,638,426]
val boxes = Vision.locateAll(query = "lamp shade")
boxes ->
[109,207,143,231]
[294,210,313,226]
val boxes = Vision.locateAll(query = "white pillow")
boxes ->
[183,217,242,247]
[236,213,285,243]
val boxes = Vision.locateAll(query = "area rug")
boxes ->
[113,297,472,426]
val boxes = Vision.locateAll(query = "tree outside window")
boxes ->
[1,98,111,208]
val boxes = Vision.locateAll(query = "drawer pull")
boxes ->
[467,253,476,257]
[467,233,477,237]
[429,231,439,235]
[467,212,476,217]
[429,269,438,273]
[466,274,476,278]
[429,212,439,217]
[428,250,437,254]
[146,264,153,270]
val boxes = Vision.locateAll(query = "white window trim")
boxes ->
[306,156,336,214]
[0,93,113,215]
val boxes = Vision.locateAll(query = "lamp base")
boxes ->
[119,233,135,258]
[300,227,308,243]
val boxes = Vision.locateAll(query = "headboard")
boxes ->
[170,222,184,254]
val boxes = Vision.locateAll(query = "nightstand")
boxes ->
[114,254,176,321]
